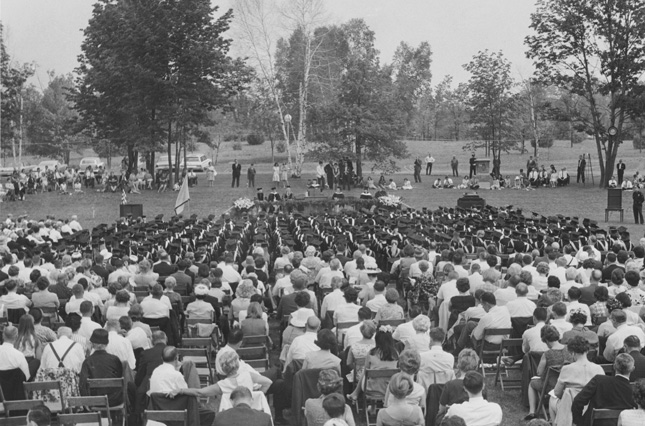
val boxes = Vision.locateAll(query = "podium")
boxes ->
[120,204,144,218]
[457,193,486,209]
[605,189,623,222]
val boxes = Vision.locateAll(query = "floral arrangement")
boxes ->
[379,325,394,333]
[378,194,401,207]
[233,197,255,210]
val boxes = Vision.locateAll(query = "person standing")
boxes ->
[325,161,334,190]
[338,160,347,191]
[280,162,289,188]
[450,156,459,177]
[577,155,586,183]
[345,158,354,189]
[634,189,644,224]
[231,160,241,188]
[316,161,326,192]
[425,154,435,175]
[617,159,626,185]
[247,164,256,188]
[413,157,422,183]
[272,163,280,186]
[469,153,477,179]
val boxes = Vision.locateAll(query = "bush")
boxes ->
[530,136,554,148]
[246,134,264,146]
[634,133,645,150]
[276,140,286,153]
[232,141,242,151]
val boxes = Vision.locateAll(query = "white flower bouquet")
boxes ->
[233,197,255,211]
[378,194,402,207]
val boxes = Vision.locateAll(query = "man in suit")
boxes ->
[617,159,626,185]
[577,155,586,183]
[214,386,272,426]
[572,353,636,426]
[135,331,167,388]
[153,250,177,277]
[624,335,645,382]
[231,160,241,188]
[170,259,193,295]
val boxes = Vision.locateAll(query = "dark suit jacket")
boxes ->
[629,350,645,382]
[135,343,166,387]
[602,264,624,283]
[213,403,272,426]
[170,271,193,295]
[579,284,598,306]
[153,261,177,277]
[572,374,635,425]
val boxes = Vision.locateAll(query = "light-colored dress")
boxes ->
[350,342,376,381]
[272,166,280,182]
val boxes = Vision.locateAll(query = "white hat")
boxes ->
[100,248,113,260]
[290,308,315,328]
[129,255,138,263]
[195,284,209,296]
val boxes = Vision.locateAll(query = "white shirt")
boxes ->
[446,396,503,426]
[493,287,517,306]
[126,327,151,350]
[78,317,102,340]
[39,336,85,373]
[321,289,346,318]
[344,322,367,350]
[472,306,512,344]
[106,330,136,370]
[392,321,416,344]
[550,318,573,337]
[505,297,536,318]
[148,363,188,395]
[437,279,459,302]
[522,322,548,353]
[285,331,319,367]
[65,294,100,315]
[140,297,170,319]
[333,303,361,325]
[220,264,242,284]
[272,275,292,296]
[366,294,387,313]
[604,323,645,361]
[417,346,456,388]
[318,270,344,289]
[0,341,30,380]
[566,301,592,326]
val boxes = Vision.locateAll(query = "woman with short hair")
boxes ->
[375,373,424,426]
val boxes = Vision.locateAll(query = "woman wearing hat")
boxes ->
[305,370,355,426]
[229,280,256,322]
[302,329,341,373]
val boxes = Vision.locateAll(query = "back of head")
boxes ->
[462,371,484,394]
[614,353,635,376]
[322,393,346,419]
[388,372,414,400]
[228,328,244,346]
[306,316,321,331]
[152,331,167,345]
[162,346,178,363]
[230,386,253,406]
[27,404,52,426]
[398,349,421,375]
[2,325,18,343]
[441,416,467,426]
[551,301,567,317]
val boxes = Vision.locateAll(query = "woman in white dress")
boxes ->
[272,162,280,185]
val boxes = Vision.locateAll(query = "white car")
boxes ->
[79,157,105,170]
[156,153,212,172]
[37,160,67,171]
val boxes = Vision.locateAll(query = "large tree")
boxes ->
[525,0,645,187]
[311,19,407,176]
[463,50,516,162]
[74,0,249,180]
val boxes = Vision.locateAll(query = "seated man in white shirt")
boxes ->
[320,277,346,319]
[603,309,645,362]
[446,371,503,425]
[0,325,31,380]
[457,292,511,354]
[365,281,388,313]
[272,264,294,298]
[39,326,86,373]
[317,259,344,289]
[505,283,537,318]
[285,316,321,370]
[0,279,32,312]
[140,284,171,319]
[344,307,374,350]
[105,319,136,370]
[503,307,549,366]
[494,275,519,306]
[549,302,573,337]
[333,287,361,326]
[119,315,151,353]
[148,346,189,394]
[417,327,455,389]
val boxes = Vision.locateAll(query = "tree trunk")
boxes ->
[355,132,363,177]
[167,120,173,187]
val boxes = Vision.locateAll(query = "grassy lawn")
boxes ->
[2,138,641,425]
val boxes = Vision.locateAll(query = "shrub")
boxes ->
[232,141,242,151]
[530,136,554,148]
[246,134,264,146]
[276,140,287,153]
[633,133,644,150]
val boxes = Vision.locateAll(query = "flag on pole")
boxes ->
[121,189,127,205]
[174,178,190,214]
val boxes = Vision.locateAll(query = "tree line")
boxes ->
[2,0,645,186]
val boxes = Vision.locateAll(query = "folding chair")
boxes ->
[86,378,127,426]
[0,417,27,426]
[58,412,103,426]
[336,321,359,348]
[3,399,46,417]
[589,408,622,426]
[377,319,405,328]
[185,318,213,338]
[66,396,111,426]
[362,369,399,426]
[40,306,60,325]
[236,346,269,373]
[177,348,213,385]
[536,366,561,420]
[241,335,270,348]
[478,328,512,377]
[143,409,188,426]
[493,338,523,390]
[134,291,149,303]
[23,380,66,414]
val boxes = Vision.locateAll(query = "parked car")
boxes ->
[79,157,105,170]
[155,153,212,172]
[0,163,35,177]
[37,160,67,171]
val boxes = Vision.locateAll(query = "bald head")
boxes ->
[162,346,178,363]
[57,327,73,338]
[306,316,321,332]
[3,325,18,343]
